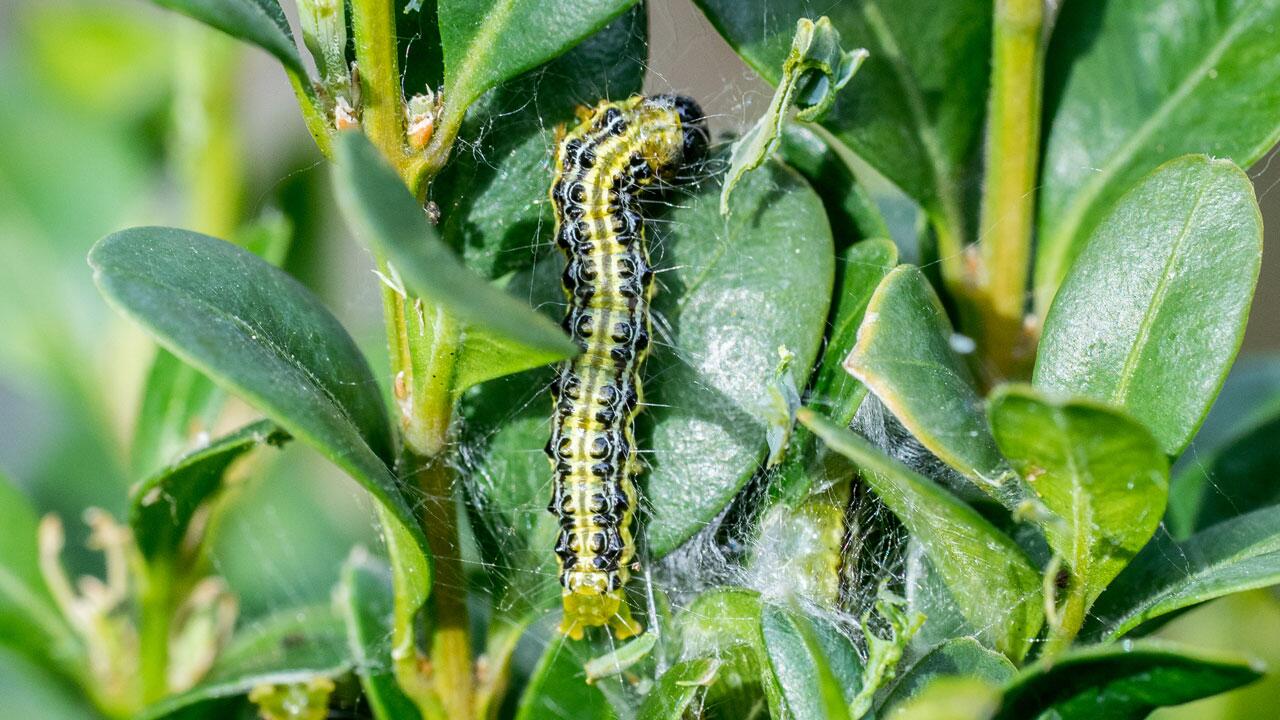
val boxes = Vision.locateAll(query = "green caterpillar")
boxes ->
[546,94,707,639]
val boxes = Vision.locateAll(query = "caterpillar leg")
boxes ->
[559,587,642,641]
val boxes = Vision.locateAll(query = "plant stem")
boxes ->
[972,0,1045,382]
[351,0,405,171]
[137,559,173,703]
[409,455,475,720]
[349,5,475,717]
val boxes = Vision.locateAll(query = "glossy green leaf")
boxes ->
[0,474,76,672]
[433,7,646,279]
[779,125,891,245]
[131,215,293,478]
[720,16,867,214]
[149,0,303,75]
[1036,0,1280,306]
[636,657,719,720]
[130,420,289,561]
[760,605,852,720]
[799,409,1042,661]
[1086,507,1280,641]
[1034,155,1263,456]
[515,636,613,720]
[88,227,430,644]
[694,0,992,249]
[645,160,834,557]
[845,266,1015,504]
[437,0,638,117]
[140,605,350,719]
[993,641,1263,720]
[333,131,577,393]
[988,385,1168,616]
[337,551,419,720]
[878,638,1014,715]
[1170,413,1280,539]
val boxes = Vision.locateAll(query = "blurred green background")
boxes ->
[0,1,1277,717]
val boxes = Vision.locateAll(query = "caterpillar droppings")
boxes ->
[546,94,708,639]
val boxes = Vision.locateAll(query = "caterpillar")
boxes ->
[546,94,708,639]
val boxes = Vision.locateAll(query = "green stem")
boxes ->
[351,0,406,171]
[410,456,475,720]
[971,0,1045,382]
[137,560,173,703]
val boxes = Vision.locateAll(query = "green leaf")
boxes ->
[812,239,897,421]
[333,131,577,393]
[883,677,999,720]
[131,215,293,479]
[778,125,891,244]
[988,386,1168,619]
[993,641,1263,720]
[1170,413,1280,539]
[645,159,835,557]
[678,589,770,715]
[693,0,992,251]
[337,551,420,720]
[799,409,1042,661]
[140,605,350,719]
[636,658,719,720]
[88,226,430,648]
[515,636,614,720]
[433,7,646,280]
[1036,0,1280,307]
[149,0,303,75]
[720,16,867,214]
[771,238,896,502]
[1085,507,1280,641]
[458,373,560,620]
[878,638,1014,715]
[1034,155,1262,456]
[437,0,638,118]
[0,474,76,672]
[845,266,1015,504]
[130,420,289,562]
[760,605,853,720]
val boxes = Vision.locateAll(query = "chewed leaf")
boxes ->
[720,16,867,214]
[130,419,289,562]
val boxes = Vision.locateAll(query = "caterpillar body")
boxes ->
[546,94,707,639]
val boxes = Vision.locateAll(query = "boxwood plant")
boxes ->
[4,0,1280,719]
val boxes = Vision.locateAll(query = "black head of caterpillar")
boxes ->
[545,94,706,640]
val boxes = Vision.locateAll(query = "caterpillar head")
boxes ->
[647,94,709,169]
[560,583,643,640]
